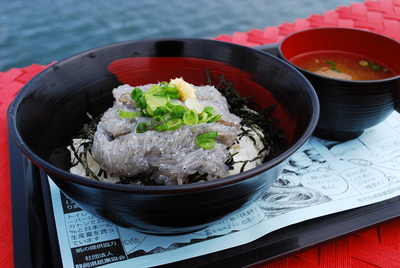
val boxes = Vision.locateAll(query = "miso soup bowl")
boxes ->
[8,38,319,234]
[278,27,400,141]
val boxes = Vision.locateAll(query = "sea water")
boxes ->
[0,0,363,72]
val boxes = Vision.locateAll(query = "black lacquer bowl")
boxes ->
[278,27,400,141]
[8,38,319,234]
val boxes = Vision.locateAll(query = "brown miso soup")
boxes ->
[291,51,396,81]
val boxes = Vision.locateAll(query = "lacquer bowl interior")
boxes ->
[8,38,319,234]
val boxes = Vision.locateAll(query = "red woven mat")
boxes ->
[257,220,400,268]
[2,0,400,267]
[214,0,400,46]
[0,63,54,267]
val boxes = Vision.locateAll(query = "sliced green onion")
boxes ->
[136,122,148,133]
[197,139,215,149]
[172,105,186,118]
[183,109,198,125]
[166,88,180,99]
[198,131,218,139]
[136,96,147,109]
[168,93,180,99]
[198,112,209,124]
[327,60,336,67]
[331,67,341,73]
[371,63,381,71]
[151,116,167,131]
[153,106,169,116]
[159,81,169,88]
[327,60,341,73]
[195,132,218,149]
[120,81,222,134]
[119,109,143,119]
[144,94,168,116]
[166,118,183,130]
[147,84,162,94]
[360,60,388,72]
[207,114,222,123]
[165,84,178,93]
[203,106,215,116]
[131,88,143,102]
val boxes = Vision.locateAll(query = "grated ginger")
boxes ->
[170,77,197,101]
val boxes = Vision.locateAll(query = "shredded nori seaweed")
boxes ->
[69,113,102,180]
[204,69,284,174]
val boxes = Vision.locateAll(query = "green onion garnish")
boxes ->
[327,60,341,73]
[359,60,390,72]
[151,116,167,131]
[327,60,336,66]
[166,118,183,131]
[207,114,222,123]
[136,122,148,133]
[153,106,168,116]
[172,105,186,118]
[165,84,179,95]
[196,132,218,149]
[118,81,222,149]
[144,94,169,116]
[118,109,143,119]
[183,109,198,125]
[371,63,381,71]
[198,111,209,124]
[131,88,143,101]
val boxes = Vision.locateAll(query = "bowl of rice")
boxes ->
[8,38,319,234]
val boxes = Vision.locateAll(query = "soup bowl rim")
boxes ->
[277,27,400,83]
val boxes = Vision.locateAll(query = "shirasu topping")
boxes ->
[69,76,277,186]
[90,79,246,185]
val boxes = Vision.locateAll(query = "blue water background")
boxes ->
[0,0,364,72]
